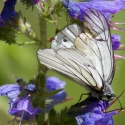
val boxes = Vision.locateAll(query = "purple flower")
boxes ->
[0,15,4,26]
[46,76,67,112]
[0,82,42,122]
[62,0,125,21]
[111,35,121,50]
[46,76,66,103]
[25,83,37,93]
[0,84,22,99]
[8,96,42,122]
[1,0,18,22]
[74,100,117,125]
[30,0,40,4]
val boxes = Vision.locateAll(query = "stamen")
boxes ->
[105,107,125,114]
[119,44,124,48]
[110,21,125,25]
[38,2,44,12]
[114,55,125,61]
[61,96,73,103]
[8,112,20,125]
[109,24,125,31]
[117,48,125,50]
[29,115,32,125]
[19,110,25,125]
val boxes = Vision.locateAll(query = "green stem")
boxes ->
[39,17,47,49]
[37,15,47,125]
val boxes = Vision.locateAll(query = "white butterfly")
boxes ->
[37,9,115,100]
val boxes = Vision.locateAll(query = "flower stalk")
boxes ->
[37,15,47,125]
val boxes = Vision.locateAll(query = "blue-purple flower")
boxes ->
[46,76,67,112]
[0,15,4,26]
[1,0,18,22]
[74,100,117,125]
[8,96,42,122]
[62,0,125,21]
[25,83,37,93]
[0,84,22,99]
[30,0,40,4]
[0,82,42,123]
[111,34,121,50]
[0,76,68,120]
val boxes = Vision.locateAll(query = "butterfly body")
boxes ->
[37,9,115,100]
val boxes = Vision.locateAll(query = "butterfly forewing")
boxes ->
[37,9,114,95]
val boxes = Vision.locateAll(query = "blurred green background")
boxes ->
[0,1,125,125]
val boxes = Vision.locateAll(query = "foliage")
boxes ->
[48,108,77,125]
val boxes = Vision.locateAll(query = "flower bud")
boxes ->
[25,22,31,30]
[29,29,36,39]
[30,0,40,4]
[19,23,26,33]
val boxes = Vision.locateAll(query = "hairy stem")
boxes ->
[37,15,47,125]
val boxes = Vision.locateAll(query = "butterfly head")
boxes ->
[90,83,114,101]
[102,83,114,100]
[106,94,114,100]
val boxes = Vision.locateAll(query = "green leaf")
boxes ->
[60,107,76,125]
[20,0,34,9]
[53,1,63,18]
[44,89,64,98]
[49,108,77,125]
[44,15,57,23]
[49,109,59,125]
[0,25,16,44]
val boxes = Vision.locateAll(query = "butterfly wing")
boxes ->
[37,9,115,93]
[38,49,93,90]
[82,9,115,85]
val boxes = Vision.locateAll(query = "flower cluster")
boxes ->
[0,81,42,124]
[0,76,67,124]
[75,100,118,125]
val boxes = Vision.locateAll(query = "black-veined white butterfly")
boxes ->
[37,9,115,100]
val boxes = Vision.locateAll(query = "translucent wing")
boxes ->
[37,9,115,94]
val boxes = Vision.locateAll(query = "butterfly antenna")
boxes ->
[108,89,125,108]
[115,95,125,99]
[106,89,125,113]
[114,95,123,112]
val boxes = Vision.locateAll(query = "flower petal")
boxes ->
[8,96,42,121]
[111,35,121,50]
[62,0,125,21]
[0,84,21,99]
[1,0,18,22]
[74,100,117,125]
